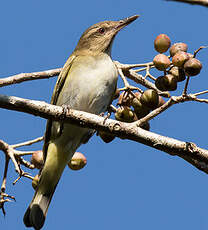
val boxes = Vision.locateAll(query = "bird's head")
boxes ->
[74,15,139,56]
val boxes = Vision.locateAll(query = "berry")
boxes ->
[154,34,171,53]
[184,58,202,76]
[153,54,171,71]
[169,42,188,57]
[172,51,189,67]
[155,75,177,91]
[68,152,87,170]
[140,89,159,110]
[31,150,44,169]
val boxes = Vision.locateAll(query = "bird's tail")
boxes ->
[23,187,56,230]
[23,141,73,229]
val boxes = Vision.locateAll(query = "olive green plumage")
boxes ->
[23,15,138,230]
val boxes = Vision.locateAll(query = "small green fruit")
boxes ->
[32,174,39,190]
[131,93,150,118]
[115,106,136,122]
[140,89,159,110]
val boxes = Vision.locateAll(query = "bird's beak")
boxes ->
[115,15,139,31]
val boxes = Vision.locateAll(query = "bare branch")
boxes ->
[182,76,190,95]
[0,140,21,175]
[0,68,61,87]
[1,94,208,174]
[193,90,208,97]
[193,46,208,57]
[166,0,208,7]
[0,137,38,212]
[114,61,154,70]
[12,136,43,149]
[118,68,130,88]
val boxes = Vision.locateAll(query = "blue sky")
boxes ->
[1,0,208,229]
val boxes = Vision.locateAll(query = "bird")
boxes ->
[23,15,139,230]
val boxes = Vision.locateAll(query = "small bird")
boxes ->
[23,15,138,229]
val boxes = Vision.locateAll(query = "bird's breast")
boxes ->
[57,53,118,115]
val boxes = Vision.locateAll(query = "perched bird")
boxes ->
[23,15,139,230]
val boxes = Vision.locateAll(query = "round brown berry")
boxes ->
[68,152,87,170]
[153,54,171,71]
[31,150,44,169]
[184,58,202,76]
[154,34,171,53]
[169,42,188,57]
[169,66,186,82]
[172,51,189,67]
[155,75,177,91]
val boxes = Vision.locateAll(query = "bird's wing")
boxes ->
[43,54,76,161]
[51,54,76,105]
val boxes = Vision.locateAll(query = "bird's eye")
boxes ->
[98,27,105,34]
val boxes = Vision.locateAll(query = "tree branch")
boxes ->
[0,63,169,99]
[166,0,208,7]
[1,94,208,173]
[0,68,61,87]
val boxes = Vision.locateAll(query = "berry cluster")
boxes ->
[153,34,202,91]
[99,34,204,144]
[98,89,164,143]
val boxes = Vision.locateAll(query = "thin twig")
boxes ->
[135,65,155,73]
[144,64,156,81]
[166,0,208,7]
[0,137,38,213]
[13,173,34,185]
[183,76,190,96]
[135,97,176,126]
[118,68,130,88]
[0,156,14,216]
[14,150,36,156]
[193,46,207,58]
[127,69,170,98]
[1,156,9,193]
[194,98,208,104]
[12,136,43,149]
[193,90,208,97]
[114,61,154,70]
[110,105,117,113]
[16,156,35,169]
